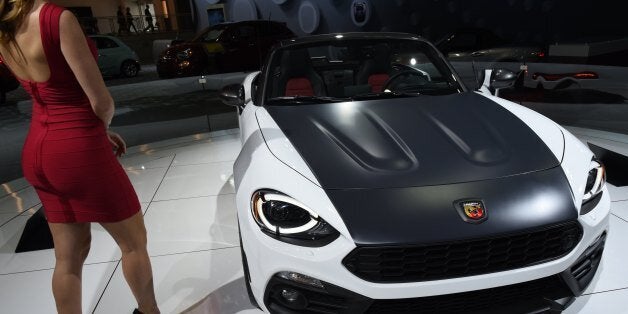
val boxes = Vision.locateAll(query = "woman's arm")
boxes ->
[59,11,114,127]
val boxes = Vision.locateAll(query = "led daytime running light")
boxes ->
[583,160,606,202]
[252,192,320,235]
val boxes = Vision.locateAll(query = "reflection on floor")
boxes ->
[0,127,627,314]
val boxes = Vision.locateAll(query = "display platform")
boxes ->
[0,127,627,313]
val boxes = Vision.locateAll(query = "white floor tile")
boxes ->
[0,216,50,275]
[612,200,628,222]
[0,213,20,226]
[153,162,235,201]
[606,184,628,202]
[568,126,628,147]
[0,261,118,314]
[565,289,628,314]
[172,136,240,166]
[144,195,239,256]
[125,133,213,155]
[181,278,259,314]
[573,134,628,157]
[122,154,175,171]
[125,134,213,157]
[0,204,147,275]
[582,216,628,294]
[132,133,240,167]
[0,177,30,198]
[209,128,240,138]
[127,167,170,203]
[20,204,41,216]
[94,247,245,314]
[607,184,628,202]
[0,186,40,215]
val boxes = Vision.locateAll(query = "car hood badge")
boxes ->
[455,200,488,224]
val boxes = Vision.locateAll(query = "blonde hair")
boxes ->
[0,0,35,46]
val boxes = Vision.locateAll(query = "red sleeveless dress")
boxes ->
[16,3,140,223]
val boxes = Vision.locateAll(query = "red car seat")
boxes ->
[274,49,325,97]
[356,44,392,93]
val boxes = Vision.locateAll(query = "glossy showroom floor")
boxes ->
[0,127,627,314]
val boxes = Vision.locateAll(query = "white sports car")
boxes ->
[220,33,610,314]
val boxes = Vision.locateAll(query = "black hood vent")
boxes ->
[265,92,558,190]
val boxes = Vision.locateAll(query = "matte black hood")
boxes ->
[326,167,578,245]
[265,92,559,190]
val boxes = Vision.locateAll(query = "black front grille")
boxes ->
[366,275,573,314]
[343,221,582,283]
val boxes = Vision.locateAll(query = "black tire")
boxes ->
[121,60,139,78]
[0,91,5,104]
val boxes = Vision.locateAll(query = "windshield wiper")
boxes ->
[266,96,350,105]
[350,91,420,100]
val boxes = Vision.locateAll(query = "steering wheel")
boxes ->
[382,70,430,92]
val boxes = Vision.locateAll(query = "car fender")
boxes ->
[234,125,352,240]
[476,93,564,162]
[558,125,597,209]
[478,93,597,209]
[255,107,319,186]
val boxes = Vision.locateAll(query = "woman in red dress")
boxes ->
[0,1,159,313]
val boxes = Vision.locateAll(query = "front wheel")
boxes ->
[121,60,139,78]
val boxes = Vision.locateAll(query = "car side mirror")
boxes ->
[478,68,518,96]
[492,68,516,85]
[220,84,245,108]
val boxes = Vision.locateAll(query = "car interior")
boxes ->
[267,41,462,100]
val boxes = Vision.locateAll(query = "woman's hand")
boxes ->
[107,130,126,157]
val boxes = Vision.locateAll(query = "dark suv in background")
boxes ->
[157,20,294,78]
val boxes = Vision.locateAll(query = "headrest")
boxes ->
[280,49,312,77]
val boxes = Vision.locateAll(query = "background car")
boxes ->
[157,20,294,78]
[0,59,19,104]
[436,28,546,63]
[221,33,610,314]
[89,35,141,78]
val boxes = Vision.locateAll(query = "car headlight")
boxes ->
[251,190,339,247]
[581,158,606,215]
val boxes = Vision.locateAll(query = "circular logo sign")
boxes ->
[351,0,371,27]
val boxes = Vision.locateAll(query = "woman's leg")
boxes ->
[100,211,159,314]
[48,222,92,314]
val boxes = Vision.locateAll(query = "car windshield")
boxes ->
[265,38,464,105]
[192,26,226,42]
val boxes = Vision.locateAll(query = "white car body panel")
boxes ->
[255,108,320,186]
[559,125,599,209]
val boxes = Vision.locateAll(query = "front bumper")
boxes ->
[240,190,610,313]
[263,232,606,313]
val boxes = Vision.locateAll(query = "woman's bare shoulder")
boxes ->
[59,10,80,30]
